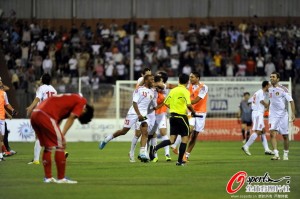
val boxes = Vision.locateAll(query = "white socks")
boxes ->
[261,134,270,151]
[274,149,279,157]
[130,136,139,155]
[161,135,170,155]
[104,134,114,143]
[34,139,41,161]
[171,136,181,149]
[244,133,257,148]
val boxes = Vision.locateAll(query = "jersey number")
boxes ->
[46,91,56,98]
[142,92,147,97]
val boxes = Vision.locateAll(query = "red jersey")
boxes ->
[36,94,87,123]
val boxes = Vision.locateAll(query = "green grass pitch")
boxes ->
[1,141,299,199]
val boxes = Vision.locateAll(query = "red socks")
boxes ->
[42,148,66,179]
[55,149,66,180]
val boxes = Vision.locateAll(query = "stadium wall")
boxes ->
[6,118,300,142]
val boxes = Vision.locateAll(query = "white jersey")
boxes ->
[268,85,293,117]
[127,86,156,116]
[251,89,266,113]
[36,84,57,105]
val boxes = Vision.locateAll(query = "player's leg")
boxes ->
[139,121,149,159]
[241,123,246,143]
[170,135,181,154]
[242,113,259,155]
[160,127,171,161]
[246,123,251,141]
[269,116,280,160]
[129,129,141,162]
[261,132,274,155]
[99,115,136,149]
[280,115,289,160]
[270,130,279,159]
[282,134,289,160]
[28,135,41,164]
[185,114,205,161]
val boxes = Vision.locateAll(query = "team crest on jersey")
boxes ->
[150,95,153,99]
[275,92,279,96]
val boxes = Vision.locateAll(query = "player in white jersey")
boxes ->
[26,74,57,165]
[242,81,274,156]
[99,75,156,162]
[129,75,164,162]
[268,72,295,160]
[128,68,152,162]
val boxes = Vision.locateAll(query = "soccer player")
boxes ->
[128,68,153,162]
[242,81,274,156]
[26,73,57,165]
[183,71,208,162]
[237,92,252,143]
[0,77,17,161]
[30,93,94,183]
[268,72,295,160]
[129,75,163,162]
[151,74,196,166]
[99,74,156,162]
[148,72,171,162]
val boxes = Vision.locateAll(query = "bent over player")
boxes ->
[30,94,94,183]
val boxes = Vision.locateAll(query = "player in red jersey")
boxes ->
[30,93,93,183]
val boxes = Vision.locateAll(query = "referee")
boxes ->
[153,74,196,166]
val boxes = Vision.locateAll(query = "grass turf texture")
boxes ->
[1,141,299,199]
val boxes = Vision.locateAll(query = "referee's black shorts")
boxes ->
[169,113,190,137]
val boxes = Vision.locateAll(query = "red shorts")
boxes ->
[30,110,65,148]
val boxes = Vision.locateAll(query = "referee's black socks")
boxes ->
[178,143,187,163]
[156,140,171,151]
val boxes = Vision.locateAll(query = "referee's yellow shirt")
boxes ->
[164,84,191,115]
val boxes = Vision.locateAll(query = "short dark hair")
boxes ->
[41,73,51,85]
[78,104,94,124]
[179,74,189,84]
[262,81,269,88]
[191,71,201,79]
[243,92,250,96]
[271,71,280,79]
[157,71,168,83]
[154,75,162,83]
[142,68,151,75]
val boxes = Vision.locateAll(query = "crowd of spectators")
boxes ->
[1,17,300,93]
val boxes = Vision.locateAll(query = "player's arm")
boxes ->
[260,100,269,108]
[26,97,41,116]
[133,102,144,121]
[5,110,12,119]
[192,85,208,104]
[61,113,77,136]
[290,100,296,122]
[191,96,202,104]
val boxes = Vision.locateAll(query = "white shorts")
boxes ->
[252,111,265,131]
[269,112,289,135]
[124,114,148,129]
[155,113,167,129]
[188,113,206,133]
[134,113,155,132]
[0,120,5,136]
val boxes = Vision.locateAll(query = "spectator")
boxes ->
[256,54,265,76]
[42,55,53,75]
[265,59,276,78]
